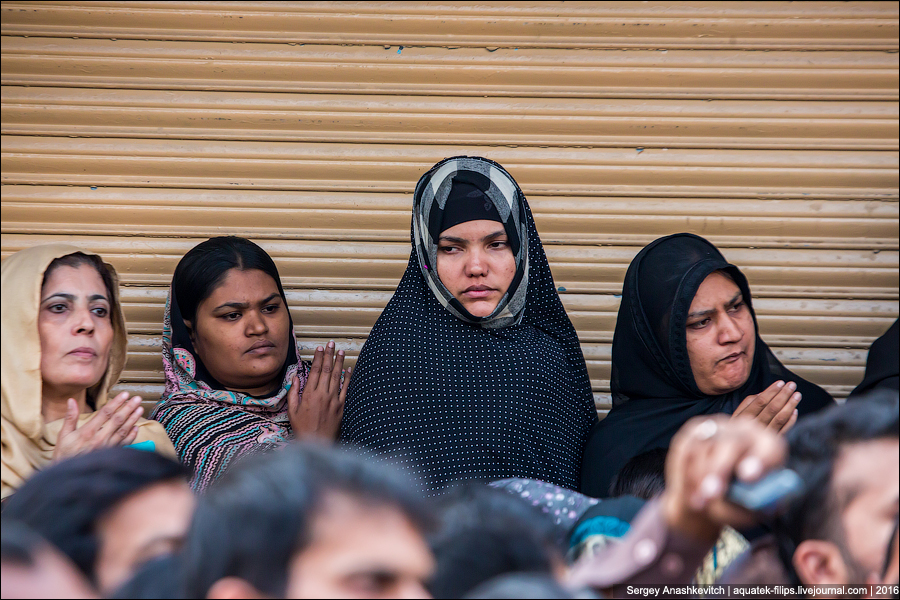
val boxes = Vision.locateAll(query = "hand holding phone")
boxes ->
[726,468,804,516]
[662,415,789,542]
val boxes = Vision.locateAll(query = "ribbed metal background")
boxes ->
[2,1,898,414]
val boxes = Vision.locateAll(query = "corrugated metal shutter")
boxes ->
[2,1,898,417]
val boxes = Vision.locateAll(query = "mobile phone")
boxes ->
[726,468,804,516]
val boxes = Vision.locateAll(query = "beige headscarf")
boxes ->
[1,244,175,499]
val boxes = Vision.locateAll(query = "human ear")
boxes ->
[793,539,850,586]
[183,319,197,345]
[206,576,268,599]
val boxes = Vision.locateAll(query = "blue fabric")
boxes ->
[569,515,632,548]
[124,440,156,452]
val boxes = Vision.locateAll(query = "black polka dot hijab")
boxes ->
[339,156,598,494]
[413,156,529,328]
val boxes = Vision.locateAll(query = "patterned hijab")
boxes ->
[413,156,529,328]
[151,271,309,492]
[339,156,598,495]
[2,244,174,499]
[579,233,834,498]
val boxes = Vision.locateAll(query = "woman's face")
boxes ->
[685,271,756,395]
[187,268,290,396]
[39,264,115,400]
[435,219,516,318]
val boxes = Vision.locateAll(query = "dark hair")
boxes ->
[172,236,285,326]
[42,252,116,308]
[774,389,899,581]
[180,442,433,598]
[2,448,190,583]
[108,554,183,599]
[463,572,577,599]
[609,447,667,499]
[1,521,44,567]
[428,484,563,599]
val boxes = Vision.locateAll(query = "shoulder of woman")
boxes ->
[134,418,177,459]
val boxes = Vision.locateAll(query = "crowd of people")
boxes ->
[1,156,897,599]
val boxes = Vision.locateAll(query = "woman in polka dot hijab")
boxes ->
[338,156,598,494]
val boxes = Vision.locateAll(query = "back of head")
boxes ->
[1,520,97,599]
[463,572,580,599]
[108,554,182,599]
[2,447,188,583]
[180,442,431,598]
[2,520,46,570]
[775,389,900,581]
[429,483,564,599]
[609,447,667,499]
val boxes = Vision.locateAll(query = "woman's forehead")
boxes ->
[689,271,742,309]
[41,263,106,295]
[205,269,280,300]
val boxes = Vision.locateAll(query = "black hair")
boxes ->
[428,483,564,600]
[180,442,433,598]
[463,572,577,599]
[108,554,184,599]
[609,447,667,499]
[774,389,899,583]
[1,521,44,567]
[172,236,285,326]
[2,447,190,583]
[42,252,116,310]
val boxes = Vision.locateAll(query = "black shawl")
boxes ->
[849,318,899,398]
[580,233,833,498]
[338,156,598,495]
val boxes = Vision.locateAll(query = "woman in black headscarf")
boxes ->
[580,233,834,498]
[849,319,899,399]
[338,156,598,495]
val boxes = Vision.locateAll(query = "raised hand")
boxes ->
[662,415,787,543]
[52,392,144,462]
[731,380,801,434]
[288,340,351,441]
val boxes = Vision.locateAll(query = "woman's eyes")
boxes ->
[438,241,507,253]
[727,301,745,313]
[45,303,109,318]
[688,302,744,329]
[219,305,280,320]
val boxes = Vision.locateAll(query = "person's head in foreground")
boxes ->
[1,520,96,599]
[181,442,435,599]
[428,483,565,599]
[2,447,193,595]
[775,389,899,592]
[1,244,174,498]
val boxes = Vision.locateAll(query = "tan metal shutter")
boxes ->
[2,1,897,416]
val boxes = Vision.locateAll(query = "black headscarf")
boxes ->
[849,318,899,398]
[580,233,834,498]
[338,156,598,495]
